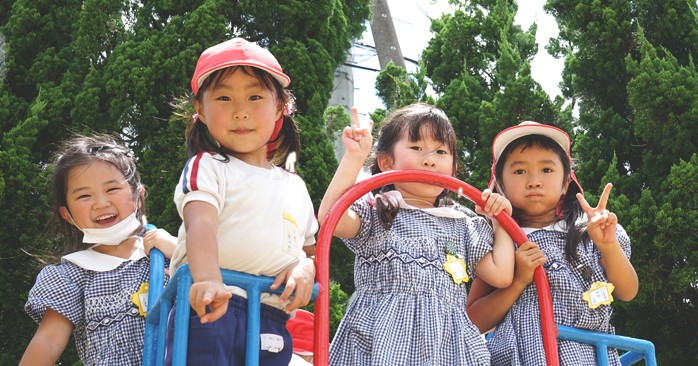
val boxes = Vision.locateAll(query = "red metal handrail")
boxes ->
[313,170,559,365]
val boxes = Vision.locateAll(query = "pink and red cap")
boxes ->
[191,37,290,95]
[489,121,583,194]
[287,309,314,356]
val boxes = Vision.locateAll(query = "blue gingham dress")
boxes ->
[329,195,494,365]
[25,255,151,365]
[487,224,631,366]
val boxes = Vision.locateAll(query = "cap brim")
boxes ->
[492,122,570,162]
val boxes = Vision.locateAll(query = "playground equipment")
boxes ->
[143,170,656,365]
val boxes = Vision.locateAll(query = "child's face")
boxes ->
[378,125,454,201]
[59,161,137,230]
[500,145,568,225]
[194,68,283,167]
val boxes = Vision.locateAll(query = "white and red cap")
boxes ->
[489,121,583,194]
[191,37,290,95]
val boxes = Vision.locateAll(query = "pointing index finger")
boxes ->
[351,106,360,129]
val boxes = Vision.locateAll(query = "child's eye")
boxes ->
[436,149,450,155]
[409,146,422,151]
[76,194,90,200]
[107,187,123,193]
[216,96,231,101]
[542,168,554,173]
[249,95,262,101]
[513,169,525,175]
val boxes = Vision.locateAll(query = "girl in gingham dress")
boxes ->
[318,103,515,365]
[466,122,639,365]
[21,133,176,366]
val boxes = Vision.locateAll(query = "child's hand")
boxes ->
[577,183,618,248]
[271,257,315,314]
[189,280,232,323]
[143,228,177,258]
[513,242,547,287]
[341,107,373,161]
[475,189,513,218]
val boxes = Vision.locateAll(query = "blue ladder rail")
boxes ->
[557,325,657,366]
[143,248,318,366]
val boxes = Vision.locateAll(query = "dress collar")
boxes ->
[62,238,146,272]
[376,190,470,219]
[522,220,567,235]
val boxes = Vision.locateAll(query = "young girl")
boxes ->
[166,37,317,365]
[20,133,176,366]
[318,102,515,365]
[466,121,639,365]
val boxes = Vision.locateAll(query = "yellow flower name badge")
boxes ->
[131,282,149,316]
[444,254,469,284]
[582,281,615,309]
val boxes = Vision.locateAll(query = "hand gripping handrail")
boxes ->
[313,170,560,365]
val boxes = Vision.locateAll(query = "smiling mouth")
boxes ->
[95,214,118,224]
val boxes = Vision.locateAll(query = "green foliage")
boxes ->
[1,0,371,362]
[548,0,698,363]
[305,280,350,338]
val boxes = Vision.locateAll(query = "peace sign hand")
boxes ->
[576,183,618,249]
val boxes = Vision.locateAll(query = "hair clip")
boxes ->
[88,145,108,155]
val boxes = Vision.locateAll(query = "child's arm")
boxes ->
[183,201,232,323]
[19,309,72,366]
[143,228,177,258]
[317,107,373,238]
[467,241,547,333]
[473,190,515,288]
[577,183,639,301]
[270,257,316,313]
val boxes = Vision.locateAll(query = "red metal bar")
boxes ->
[314,170,559,365]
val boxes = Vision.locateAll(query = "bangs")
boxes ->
[405,109,456,152]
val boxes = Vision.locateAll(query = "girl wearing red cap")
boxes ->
[466,122,639,365]
[318,103,515,365]
[166,38,318,365]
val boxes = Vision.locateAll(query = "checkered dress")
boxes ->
[329,196,494,365]
[487,225,632,366]
[25,256,151,366]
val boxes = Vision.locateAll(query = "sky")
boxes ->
[351,0,563,112]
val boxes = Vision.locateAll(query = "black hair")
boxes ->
[51,133,145,253]
[369,102,458,228]
[494,134,586,263]
[185,66,300,167]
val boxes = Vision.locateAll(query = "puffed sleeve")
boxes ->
[616,224,631,259]
[341,194,375,253]
[25,263,85,325]
[461,216,494,279]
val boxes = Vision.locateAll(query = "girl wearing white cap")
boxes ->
[318,103,515,365]
[166,38,318,365]
[466,122,639,365]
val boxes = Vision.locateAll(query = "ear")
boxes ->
[376,152,393,172]
[193,100,206,124]
[59,206,74,225]
[561,177,571,195]
[275,102,283,121]
[137,186,145,209]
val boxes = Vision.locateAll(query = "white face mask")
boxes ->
[77,211,142,245]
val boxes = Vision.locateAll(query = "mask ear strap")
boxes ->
[61,207,84,231]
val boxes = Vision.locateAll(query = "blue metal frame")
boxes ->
[143,251,318,366]
[557,325,657,366]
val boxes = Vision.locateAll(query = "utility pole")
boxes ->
[370,0,405,69]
